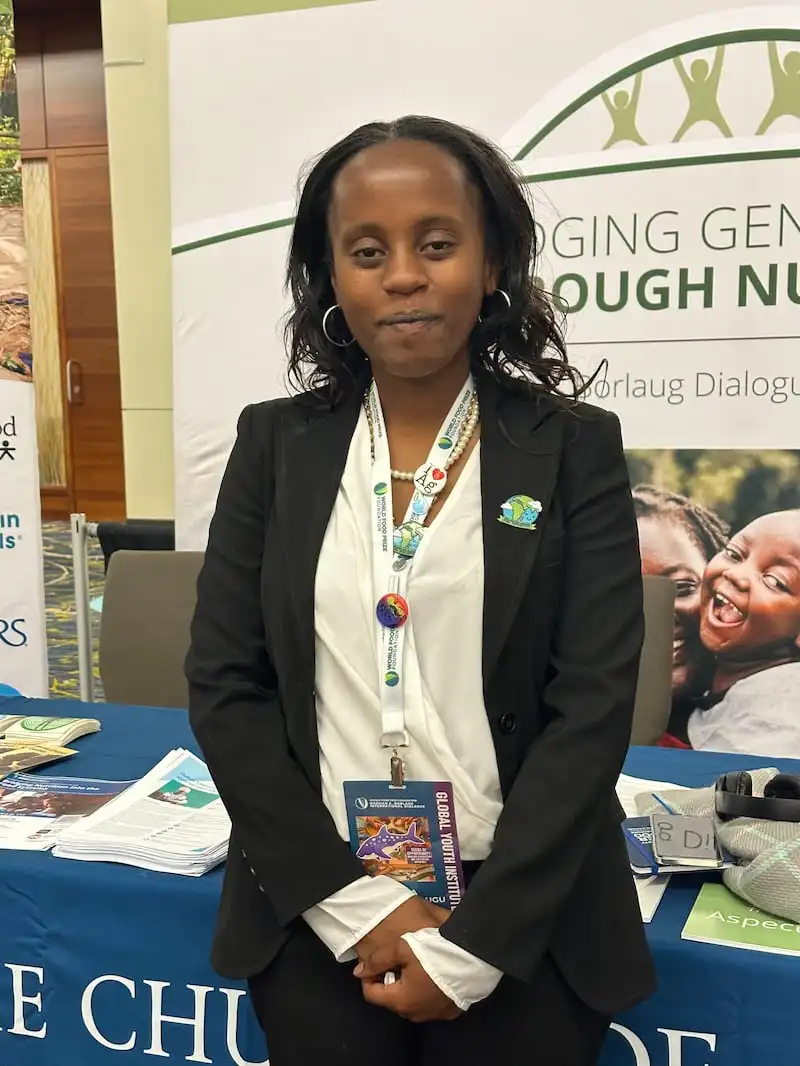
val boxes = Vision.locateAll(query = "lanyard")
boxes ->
[366,376,476,783]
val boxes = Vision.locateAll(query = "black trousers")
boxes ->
[247,921,610,1066]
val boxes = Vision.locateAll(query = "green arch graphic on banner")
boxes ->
[514,28,800,159]
[172,216,294,256]
[168,0,371,25]
[525,146,800,185]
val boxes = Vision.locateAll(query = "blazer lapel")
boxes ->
[274,388,363,666]
[273,372,565,695]
[478,374,565,683]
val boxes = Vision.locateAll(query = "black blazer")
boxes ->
[186,370,656,1015]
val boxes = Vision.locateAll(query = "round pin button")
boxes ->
[376,593,410,628]
[414,462,447,496]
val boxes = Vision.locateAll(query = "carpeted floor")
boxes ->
[43,520,105,699]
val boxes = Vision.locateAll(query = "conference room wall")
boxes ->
[100,0,174,519]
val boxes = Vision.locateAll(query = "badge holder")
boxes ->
[344,734,465,911]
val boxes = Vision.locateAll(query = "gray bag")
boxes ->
[635,769,800,923]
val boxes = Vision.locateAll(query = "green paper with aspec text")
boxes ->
[682,882,800,955]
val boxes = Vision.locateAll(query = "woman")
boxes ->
[187,116,654,1066]
[633,485,729,745]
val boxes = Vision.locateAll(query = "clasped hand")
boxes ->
[354,897,462,1023]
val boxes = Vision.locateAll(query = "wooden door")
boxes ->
[15,0,126,521]
[53,147,125,519]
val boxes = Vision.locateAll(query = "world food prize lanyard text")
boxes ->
[366,376,475,786]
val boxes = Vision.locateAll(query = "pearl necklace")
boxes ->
[364,393,480,481]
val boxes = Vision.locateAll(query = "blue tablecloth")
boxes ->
[0,697,797,1066]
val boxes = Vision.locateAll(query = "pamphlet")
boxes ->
[0,714,100,747]
[343,780,465,909]
[682,882,800,956]
[634,874,670,923]
[0,740,76,777]
[0,772,133,850]
[616,773,683,817]
[53,748,230,876]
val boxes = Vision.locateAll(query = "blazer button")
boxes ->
[498,713,517,735]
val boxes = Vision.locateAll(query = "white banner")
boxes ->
[0,378,47,697]
[170,1,800,544]
[170,1,800,755]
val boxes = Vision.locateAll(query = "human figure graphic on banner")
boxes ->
[601,73,646,148]
[756,42,800,135]
[673,47,733,141]
[688,510,800,758]
[633,486,729,746]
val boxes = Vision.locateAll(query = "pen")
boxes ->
[652,792,677,814]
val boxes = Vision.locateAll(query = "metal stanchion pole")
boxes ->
[71,513,95,703]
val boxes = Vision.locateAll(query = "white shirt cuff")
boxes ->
[402,927,503,1012]
[302,874,414,962]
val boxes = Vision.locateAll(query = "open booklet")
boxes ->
[0,772,133,850]
[53,748,230,876]
[0,714,101,747]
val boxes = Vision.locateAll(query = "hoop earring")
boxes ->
[478,288,511,322]
[322,304,355,347]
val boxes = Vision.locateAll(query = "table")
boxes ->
[0,699,797,1066]
[0,697,266,1066]
[600,746,800,1066]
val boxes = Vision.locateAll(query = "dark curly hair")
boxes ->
[284,115,587,406]
[632,485,730,561]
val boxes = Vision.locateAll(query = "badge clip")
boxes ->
[390,752,406,789]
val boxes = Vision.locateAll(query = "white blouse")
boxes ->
[302,408,504,1010]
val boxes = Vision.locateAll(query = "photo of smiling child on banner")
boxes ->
[629,449,800,758]
[687,509,800,756]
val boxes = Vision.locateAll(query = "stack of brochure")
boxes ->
[0,715,102,779]
[0,714,101,746]
[0,771,133,850]
[53,748,230,876]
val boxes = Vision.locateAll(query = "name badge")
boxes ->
[343,779,465,909]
